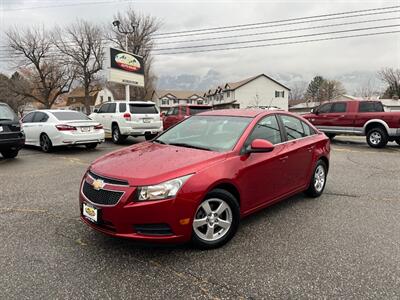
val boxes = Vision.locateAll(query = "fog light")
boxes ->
[179,218,190,225]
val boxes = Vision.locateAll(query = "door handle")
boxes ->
[340,115,345,117]
[279,156,289,161]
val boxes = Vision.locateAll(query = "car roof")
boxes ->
[198,109,273,118]
[111,100,156,105]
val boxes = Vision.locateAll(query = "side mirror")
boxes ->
[247,139,274,153]
[93,108,99,113]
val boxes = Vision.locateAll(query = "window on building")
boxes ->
[275,91,285,98]
[227,91,230,98]
[107,96,111,102]
[100,96,104,103]
[173,99,178,104]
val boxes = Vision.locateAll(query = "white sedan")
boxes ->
[21,110,105,152]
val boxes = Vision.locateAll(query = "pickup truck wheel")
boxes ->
[111,125,127,144]
[395,138,400,146]
[1,149,19,158]
[366,127,388,148]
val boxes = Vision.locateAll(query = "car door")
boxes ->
[238,114,289,210]
[311,103,333,129]
[96,103,110,132]
[104,103,116,131]
[325,102,353,129]
[31,112,49,144]
[277,114,314,191]
[21,112,36,144]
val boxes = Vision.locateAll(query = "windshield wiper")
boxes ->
[169,142,212,151]
[153,139,166,145]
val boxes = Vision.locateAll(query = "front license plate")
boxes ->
[0,126,3,132]
[142,118,151,123]
[83,203,98,223]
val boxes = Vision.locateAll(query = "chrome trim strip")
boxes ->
[88,171,129,187]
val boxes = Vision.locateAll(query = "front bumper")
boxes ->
[79,177,196,243]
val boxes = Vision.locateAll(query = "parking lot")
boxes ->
[1,137,399,299]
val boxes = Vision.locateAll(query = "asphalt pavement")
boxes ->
[0,136,399,299]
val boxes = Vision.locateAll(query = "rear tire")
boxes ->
[1,149,19,158]
[395,138,400,146]
[40,133,53,153]
[366,127,388,148]
[112,125,127,144]
[305,160,328,198]
[85,143,98,149]
[191,189,240,250]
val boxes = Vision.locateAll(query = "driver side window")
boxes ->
[317,103,332,114]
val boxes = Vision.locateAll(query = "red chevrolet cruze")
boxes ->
[80,109,330,249]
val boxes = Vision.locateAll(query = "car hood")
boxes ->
[90,142,227,186]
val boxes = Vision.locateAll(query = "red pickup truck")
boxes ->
[303,100,400,148]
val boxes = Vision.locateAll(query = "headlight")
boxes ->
[137,174,193,201]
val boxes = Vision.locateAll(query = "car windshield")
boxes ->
[129,104,158,114]
[51,111,90,121]
[189,107,211,115]
[155,115,252,152]
[0,104,17,121]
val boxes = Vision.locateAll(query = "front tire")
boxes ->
[366,127,388,148]
[191,189,240,250]
[305,160,328,197]
[1,149,19,158]
[112,125,127,144]
[40,134,53,153]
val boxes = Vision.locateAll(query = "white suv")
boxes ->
[90,101,163,144]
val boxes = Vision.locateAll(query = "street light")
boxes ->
[112,20,136,51]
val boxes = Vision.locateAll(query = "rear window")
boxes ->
[188,106,211,115]
[0,104,17,121]
[129,104,158,114]
[359,102,384,112]
[51,111,90,121]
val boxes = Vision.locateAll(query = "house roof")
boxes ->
[289,101,321,109]
[154,90,205,100]
[206,74,290,96]
[380,99,400,107]
[67,87,100,98]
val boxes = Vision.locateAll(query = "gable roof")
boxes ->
[226,74,290,91]
[154,90,205,100]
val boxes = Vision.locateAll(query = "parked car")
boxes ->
[21,110,104,152]
[162,104,212,130]
[303,100,400,148]
[0,102,25,158]
[90,101,163,144]
[80,109,330,249]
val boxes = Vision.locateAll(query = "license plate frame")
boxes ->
[81,127,91,132]
[82,203,99,223]
[142,118,151,123]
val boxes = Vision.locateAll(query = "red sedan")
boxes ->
[80,109,330,249]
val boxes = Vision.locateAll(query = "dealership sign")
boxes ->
[107,48,145,87]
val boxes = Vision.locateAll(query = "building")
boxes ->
[289,101,321,114]
[66,87,101,113]
[151,90,209,112]
[380,98,400,111]
[204,74,290,110]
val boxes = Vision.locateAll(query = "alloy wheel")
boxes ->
[113,127,119,142]
[193,198,232,242]
[40,135,50,152]
[314,165,326,192]
[369,131,381,145]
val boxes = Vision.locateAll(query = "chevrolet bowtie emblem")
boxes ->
[92,179,105,190]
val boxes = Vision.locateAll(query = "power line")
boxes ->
[153,5,400,36]
[152,9,400,40]
[153,30,400,55]
[1,0,132,11]
[153,16,400,46]
[152,24,400,51]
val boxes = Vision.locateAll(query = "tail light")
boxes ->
[56,124,77,131]
[123,113,131,121]
[94,124,103,130]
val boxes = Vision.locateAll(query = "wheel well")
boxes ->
[365,122,387,134]
[318,156,329,172]
[211,183,240,206]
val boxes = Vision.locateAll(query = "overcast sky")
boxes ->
[1,0,399,88]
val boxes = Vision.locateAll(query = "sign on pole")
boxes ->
[107,47,145,88]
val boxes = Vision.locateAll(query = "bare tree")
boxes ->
[378,68,400,99]
[289,81,307,103]
[319,80,346,101]
[355,78,379,99]
[6,26,74,108]
[106,9,160,100]
[54,20,105,114]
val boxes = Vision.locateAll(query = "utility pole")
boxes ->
[112,20,136,102]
